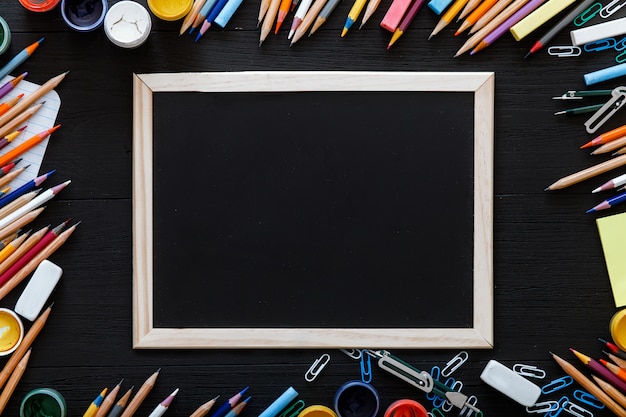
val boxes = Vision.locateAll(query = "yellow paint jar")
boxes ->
[0,308,23,355]
[610,309,626,351]
[147,0,193,21]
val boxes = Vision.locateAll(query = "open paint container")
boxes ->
[0,308,23,356]
[61,0,108,31]
[20,388,67,417]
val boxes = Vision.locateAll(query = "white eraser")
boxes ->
[480,360,541,407]
[15,260,62,321]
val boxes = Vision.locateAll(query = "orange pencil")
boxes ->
[469,0,514,33]
[0,94,24,117]
[430,0,470,38]
[455,0,499,34]
[601,359,626,383]
[582,125,626,149]
[275,0,293,32]
[0,125,60,168]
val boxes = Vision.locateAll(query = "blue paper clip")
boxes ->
[427,366,442,401]
[305,353,331,382]
[542,376,573,394]
[600,0,626,17]
[615,36,626,51]
[546,396,569,417]
[527,401,560,414]
[584,38,617,52]
[442,351,468,377]
[279,400,306,417]
[574,2,603,25]
[360,352,372,383]
[548,46,582,57]
[564,401,594,417]
[574,390,605,409]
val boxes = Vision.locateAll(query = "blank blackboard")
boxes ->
[132,71,494,349]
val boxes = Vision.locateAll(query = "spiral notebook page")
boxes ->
[0,75,61,189]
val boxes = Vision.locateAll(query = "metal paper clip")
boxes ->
[584,38,617,52]
[441,379,463,412]
[305,353,331,382]
[279,400,306,417]
[585,86,626,133]
[459,395,479,417]
[548,46,582,57]
[360,352,372,383]
[527,401,560,414]
[547,397,570,417]
[542,376,573,394]
[340,349,362,360]
[574,2,603,25]
[564,402,594,417]
[574,390,605,409]
[369,350,434,394]
[513,364,546,379]
[442,351,469,377]
[600,0,626,17]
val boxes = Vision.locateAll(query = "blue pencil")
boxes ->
[0,38,43,82]
[587,190,626,213]
[195,0,231,40]
[210,387,249,417]
[0,169,54,209]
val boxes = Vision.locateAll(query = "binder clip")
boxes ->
[585,86,626,133]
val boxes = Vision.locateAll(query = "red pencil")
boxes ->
[0,159,21,179]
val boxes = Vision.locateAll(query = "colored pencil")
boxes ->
[430,0,470,38]
[260,0,283,44]
[601,359,626,383]
[147,389,179,417]
[274,0,293,33]
[95,381,123,417]
[545,154,626,190]
[190,396,220,417]
[469,0,514,33]
[0,306,51,391]
[190,0,220,32]
[0,39,42,82]
[0,170,54,209]
[388,0,428,47]
[360,0,382,27]
[0,232,28,264]
[571,348,626,393]
[0,127,27,153]
[0,102,44,140]
[0,165,27,191]
[290,0,328,44]
[0,349,31,414]
[180,0,209,34]
[594,174,626,192]
[455,0,499,34]
[592,136,626,155]
[342,0,368,35]
[210,388,249,417]
[0,72,27,102]
[0,159,20,179]
[0,207,44,242]
[551,352,626,417]
[593,375,626,409]
[0,94,24,117]
[119,370,160,417]
[223,397,250,417]
[84,388,109,417]
[582,125,626,149]
[0,190,41,221]
[289,0,315,38]
[0,125,60,168]
[587,190,626,212]
[455,0,528,55]
[470,0,545,54]
[458,0,482,19]
[196,0,231,39]
[0,72,67,131]
[310,0,341,34]
[106,387,134,417]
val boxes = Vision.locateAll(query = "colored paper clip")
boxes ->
[360,352,372,383]
[279,400,306,417]
[600,0,626,18]
[429,409,446,417]
[574,390,605,409]
[547,397,569,417]
[459,395,480,417]
[513,363,546,379]
[442,351,469,377]
[615,37,626,51]
[441,379,463,412]
[585,86,626,133]
[574,2,602,26]
[305,353,331,382]
[617,50,626,63]
[564,401,593,417]
[584,38,616,52]
[548,46,582,57]
[427,366,442,401]
[527,401,560,414]
[340,349,362,360]
[542,376,573,394]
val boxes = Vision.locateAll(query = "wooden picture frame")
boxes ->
[132,71,494,349]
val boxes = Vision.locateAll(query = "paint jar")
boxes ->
[384,399,428,417]
[0,308,23,356]
[18,0,61,12]
[61,0,108,32]
[104,1,152,48]
[0,17,10,56]
[148,0,193,21]
[610,309,626,351]
[299,405,338,417]
[334,381,380,417]
[20,388,67,417]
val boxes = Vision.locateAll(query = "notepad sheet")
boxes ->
[0,75,61,189]
[597,212,626,307]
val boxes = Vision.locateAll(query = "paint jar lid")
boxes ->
[147,0,193,21]
[18,0,61,12]
[20,388,67,417]
[0,17,10,56]
[610,309,626,351]
[0,308,23,356]
[104,1,152,48]
[61,0,108,32]
[384,400,428,417]
[299,405,338,417]
[334,381,380,417]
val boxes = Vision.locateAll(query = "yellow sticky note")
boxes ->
[597,212,626,307]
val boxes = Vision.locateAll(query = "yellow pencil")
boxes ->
[0,225,48,276]
[0,231,29,264]
[341,0,368,36]
[84,388,108,417]
[430,0,469,37]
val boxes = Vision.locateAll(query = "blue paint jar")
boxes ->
[61,0,108,31]
[334,381,380,417]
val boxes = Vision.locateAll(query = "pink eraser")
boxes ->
[380,0,412,31]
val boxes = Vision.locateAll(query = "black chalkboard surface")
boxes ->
[132,72,494,349]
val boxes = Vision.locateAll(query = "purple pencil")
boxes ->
[0,73,27,102]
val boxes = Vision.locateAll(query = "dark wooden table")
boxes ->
[1,1,626,416]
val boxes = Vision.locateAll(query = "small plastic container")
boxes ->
[20,388,67,417]
[104,1,152,48]
[0,17,10,56]
[299,405,338,417]
[334,381,380,417]
[384,399,428,417]
[61,0,108,32]
[18,0,61,12]
[610,308,626,351]
[148,0,193,21]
